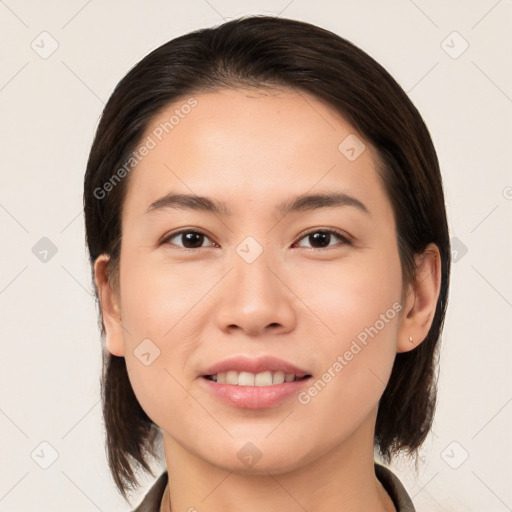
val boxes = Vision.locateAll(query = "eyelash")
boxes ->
[160,228,352,251]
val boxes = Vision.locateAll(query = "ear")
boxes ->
[94,254,125,357]
[397,243,442,353]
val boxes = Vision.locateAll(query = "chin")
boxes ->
[204,439,311,476]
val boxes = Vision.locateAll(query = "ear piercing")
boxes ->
[409,336,414,344]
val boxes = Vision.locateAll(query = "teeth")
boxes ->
[239,372,255,386]
[210,371,302,386]
[226,370,238,385]
[272,371,285,385]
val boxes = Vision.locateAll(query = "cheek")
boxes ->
[309,250,402,341]
[292,278,401,447]
[116,255,201,425]
[119,251,202,339]
[299,250,403,405]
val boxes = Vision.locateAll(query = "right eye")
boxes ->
[160,229,218,250]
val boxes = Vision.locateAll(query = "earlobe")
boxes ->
[94,254,125,357]
[397,243,442,353]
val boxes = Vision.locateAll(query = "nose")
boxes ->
[214,247,297,337]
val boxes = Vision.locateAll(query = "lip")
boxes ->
[200,376,312,409]
[201,355,311,377]
[199,355,312,409]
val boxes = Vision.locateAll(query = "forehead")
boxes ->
[122,88,389,220]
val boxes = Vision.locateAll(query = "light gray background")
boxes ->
[1,1,511,510]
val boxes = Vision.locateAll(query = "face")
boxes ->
[105,88,408,473]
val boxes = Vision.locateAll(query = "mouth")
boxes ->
[203,371,312,386]
[199,355,313,408]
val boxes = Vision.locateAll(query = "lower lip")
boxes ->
[201,376,312,409]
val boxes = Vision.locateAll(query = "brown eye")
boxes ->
[295,229,350,249]
[162,230,216,249]
[161,228,350,251]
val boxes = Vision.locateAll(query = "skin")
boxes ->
[94,88,441,512]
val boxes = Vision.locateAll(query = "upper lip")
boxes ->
[201,355,311,377]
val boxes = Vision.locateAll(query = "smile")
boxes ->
[204,370,311,386]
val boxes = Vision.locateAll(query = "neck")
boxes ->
[160,409,396,512]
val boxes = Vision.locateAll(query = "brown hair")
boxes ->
[83,14,451,500]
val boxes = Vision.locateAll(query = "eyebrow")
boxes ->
[145,190,370,217]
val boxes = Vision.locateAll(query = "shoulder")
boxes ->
[131,471,168,512]
[375,463,416,512]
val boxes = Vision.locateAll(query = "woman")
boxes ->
[84,15,450,512]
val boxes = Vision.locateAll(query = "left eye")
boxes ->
[294,229,350,249]
[162,229,350,250]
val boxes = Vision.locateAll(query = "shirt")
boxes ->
[132,462,415,512]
